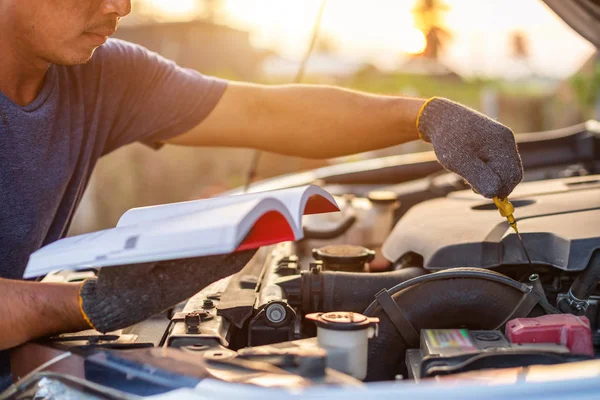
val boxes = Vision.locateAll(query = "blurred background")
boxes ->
[70,0,599,235]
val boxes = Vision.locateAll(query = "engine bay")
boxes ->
[37,173,600,388]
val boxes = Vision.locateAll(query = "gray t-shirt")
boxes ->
[0,39,227,280]
[0,39,227,388]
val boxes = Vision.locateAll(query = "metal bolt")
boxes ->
[266,303,287,324]
[310,262,322,274]
[203,299,215,309]
[185,312,201,334]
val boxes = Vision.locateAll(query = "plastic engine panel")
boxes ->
[382,175,600,271]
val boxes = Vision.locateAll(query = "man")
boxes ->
[0,0,523,385]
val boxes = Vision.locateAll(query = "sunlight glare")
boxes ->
[401,28,427,55]
[146,0,199,16]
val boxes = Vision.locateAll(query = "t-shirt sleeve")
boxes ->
[94,39,228,155]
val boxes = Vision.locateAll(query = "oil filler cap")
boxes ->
[306,312,379,331]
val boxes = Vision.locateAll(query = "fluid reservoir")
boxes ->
[366,191,399,246]
[306,311,379,380]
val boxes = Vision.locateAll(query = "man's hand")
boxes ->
[0,251,256,349]
[417,97,523,199]
[80,250,256,333]
[0,279,88,351]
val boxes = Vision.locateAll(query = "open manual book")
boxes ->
[23,185,339,279]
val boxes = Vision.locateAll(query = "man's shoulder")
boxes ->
[56,39,157,106]
[90,39,150,66]
[68,39,159,82]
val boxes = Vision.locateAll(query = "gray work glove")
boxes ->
[417,97,523,199]
[79,250,257,333]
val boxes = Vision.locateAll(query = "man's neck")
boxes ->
[0,34,51,107]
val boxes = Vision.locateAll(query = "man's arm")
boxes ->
[168,83,523,199]
[0,279,88,351]
[166,83,425,159]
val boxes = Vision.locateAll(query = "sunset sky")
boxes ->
[138,0,596,78]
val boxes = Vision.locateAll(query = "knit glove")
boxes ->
[79,250,257,333]
[417,97,523,199]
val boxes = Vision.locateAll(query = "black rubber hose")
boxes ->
[303,267,426,313]
[570,250,600,301]
[363,268,530,314]
[364,268,546,381]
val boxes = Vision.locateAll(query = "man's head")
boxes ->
[0,0,131,66]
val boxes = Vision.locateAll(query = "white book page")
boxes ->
[269,185,338,227]
[117,185,337,228]
[24,198,292,278]
[117,192,269,227]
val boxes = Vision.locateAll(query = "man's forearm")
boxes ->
[0,278,88,350]
[168,83,426,159]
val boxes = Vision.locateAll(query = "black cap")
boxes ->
[312,245,375,265]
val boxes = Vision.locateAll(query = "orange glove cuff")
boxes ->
[78,279,98,330]
[415,97,438,142]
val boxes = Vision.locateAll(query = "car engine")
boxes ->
[42,172,600,387]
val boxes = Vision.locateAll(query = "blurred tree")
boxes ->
[508,30,534,77]
[571,63,600,119]
[510,31,529,60]
[412,0,451,60]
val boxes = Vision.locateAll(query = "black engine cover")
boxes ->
[382,175,600,271]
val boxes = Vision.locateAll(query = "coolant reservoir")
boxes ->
[366,191,399,270]
[306,312,379,380]
[365,191,399,245]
